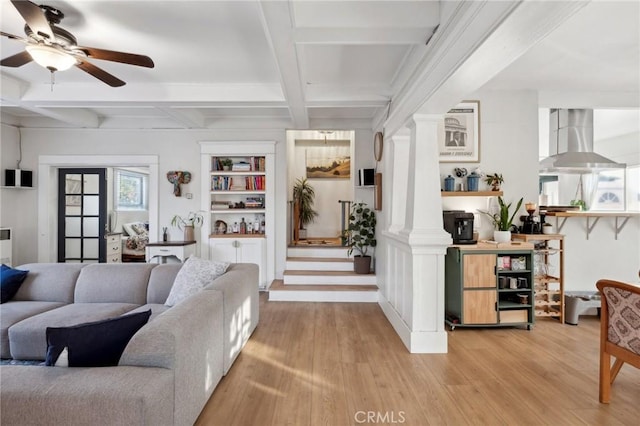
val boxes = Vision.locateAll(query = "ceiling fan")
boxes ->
[0,0,154,87]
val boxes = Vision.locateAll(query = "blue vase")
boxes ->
[467,173,479,191]
[444,175,455,192]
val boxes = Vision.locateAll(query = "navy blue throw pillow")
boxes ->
[1,264,28,303]
[45,310,151,367]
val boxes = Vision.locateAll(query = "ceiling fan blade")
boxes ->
[1,51,33,67]
[76,60,125,87]
[77,46,154,68]
[1,31,28,42]
[10,0,55,41]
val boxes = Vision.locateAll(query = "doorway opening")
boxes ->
[37,155,158,263]
[286,130,355,247]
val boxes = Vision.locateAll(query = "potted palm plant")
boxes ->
[346,202,377,274]
[479,196,523,243]
[171,211,204,241]
[292,178,318,241]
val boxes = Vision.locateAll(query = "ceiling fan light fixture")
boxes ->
[26,45,76,71]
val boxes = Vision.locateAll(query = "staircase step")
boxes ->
[268,280,378,303]
[283,270,376,285]
[287,246,350,259]
[286,257,353,271]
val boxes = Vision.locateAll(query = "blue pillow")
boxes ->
[45,310,151,367]
[1,264,28,303]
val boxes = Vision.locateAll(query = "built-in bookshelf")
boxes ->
[200,141,275,289]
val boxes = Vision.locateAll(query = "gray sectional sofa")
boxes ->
[0,261,259,426]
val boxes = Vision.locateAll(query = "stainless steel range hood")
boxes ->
[540,109,626,174]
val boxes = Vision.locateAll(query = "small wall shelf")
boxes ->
[441,190,503,197]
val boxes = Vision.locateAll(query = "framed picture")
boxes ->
[305,146,351,179]
[438,100,480,163]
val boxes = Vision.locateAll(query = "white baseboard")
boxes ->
[378,296,448,353]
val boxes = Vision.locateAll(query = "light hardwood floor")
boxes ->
[196,293,640,425]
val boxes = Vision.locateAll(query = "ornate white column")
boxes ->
[379,114,452,353]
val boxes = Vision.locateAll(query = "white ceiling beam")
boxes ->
[1,75,100,127]
[18,83,285,104]
[259,0,309,129]
[156,107,205,129]
[294,27,433,45]
[385,1,590,135]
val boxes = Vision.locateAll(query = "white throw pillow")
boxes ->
[164,256,230,306]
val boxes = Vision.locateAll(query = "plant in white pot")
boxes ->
[171,211,204,241]
[346,202,377,274]
[479,196,523,243]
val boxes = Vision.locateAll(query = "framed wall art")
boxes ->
[438,100,480,163]
[305,146,351,179]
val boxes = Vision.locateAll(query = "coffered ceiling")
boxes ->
[0,0,438,129]
[0,1,638,130]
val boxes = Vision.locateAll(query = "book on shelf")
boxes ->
[232,162,251,172]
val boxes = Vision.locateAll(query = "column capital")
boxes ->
[407,113,443,129]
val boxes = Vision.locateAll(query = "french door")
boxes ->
[57,168,107,263]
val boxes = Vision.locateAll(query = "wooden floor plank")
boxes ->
[196,294,640,426]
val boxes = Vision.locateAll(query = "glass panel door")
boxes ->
[58,169,107,262]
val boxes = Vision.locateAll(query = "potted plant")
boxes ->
[292,177,318,241]
[346,202,377,274]
[171,211,204,241]
[479,196,523,243]
[484,173,504,191]
[220,158,233,171]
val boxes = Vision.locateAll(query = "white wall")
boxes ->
[2,128,288,270]
[0,124,36,265]
[1,126,377,280]
[439,90,540,240]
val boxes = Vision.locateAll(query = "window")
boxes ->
[590,170,625,211]
[115,169,148,211]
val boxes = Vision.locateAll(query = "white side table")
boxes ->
[146,241,196,263]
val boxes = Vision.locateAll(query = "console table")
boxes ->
[146,241,196,263]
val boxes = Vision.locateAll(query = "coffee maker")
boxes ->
[520,202,541,234]
[443,211,476,244]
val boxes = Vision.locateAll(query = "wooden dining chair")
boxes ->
[596,279,640,403]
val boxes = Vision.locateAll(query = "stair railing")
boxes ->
[338,200,352,246]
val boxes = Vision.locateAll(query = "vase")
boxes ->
[467,173,479,191]
[493,230,511,243]
[183,225,195,242]
[353,255,372,274]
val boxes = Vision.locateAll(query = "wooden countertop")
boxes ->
[450,241,534,251]
[544,211,640,217]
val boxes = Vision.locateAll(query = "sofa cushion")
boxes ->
[13,263,86,303]
[147,263,182,304]
[0,301,66,358]
[74,263,157,304]
[164,256,229,307]
[125,304,171,321]
[0,365,174,426]
[1,264,28,303]
[45,310,151,367]
[8,303,139,360]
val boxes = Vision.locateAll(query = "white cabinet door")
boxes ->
[209,237,266,287]
[209,239,238,263]
[237,238,266,286]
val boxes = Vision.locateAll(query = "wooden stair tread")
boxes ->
[283,270,373,276]
[286,257,352,262]
[269,280,377,292]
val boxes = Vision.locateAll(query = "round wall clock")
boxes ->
[374,131,384,162]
